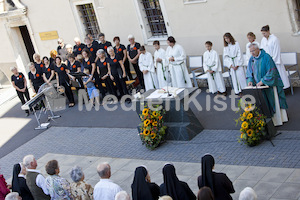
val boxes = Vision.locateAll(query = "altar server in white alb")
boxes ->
[139,46,159,91]
[223,33,247,95]
[165,36,193,88]
[203,41,226,94]
[260,25,290,89]
[245,32,260,64]
[153,40,170,88]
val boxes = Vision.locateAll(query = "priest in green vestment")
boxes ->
[246,43,288,126]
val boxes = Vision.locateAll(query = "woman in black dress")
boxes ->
[28,62,44,94]
[12,163,34,200]
[160,164,196,200]
[127,34,144,89]
[42,57,55,84]
[113,36,133,80]
[96,49,117,96]
[131,166,160,200]
[198,155,235,200]
[54,56,75,107]
[82,48,105,97]
[33,53,44,73]
[107,46,129,99]
[10,66,30,116]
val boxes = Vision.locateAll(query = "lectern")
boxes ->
[243,86,277,140]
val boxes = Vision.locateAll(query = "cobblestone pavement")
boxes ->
[1,126,300,179]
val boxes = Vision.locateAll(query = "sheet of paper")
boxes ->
[244,85,269,90]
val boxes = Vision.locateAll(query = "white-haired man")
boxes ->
[23,155,50,200]
[93,163,122,200]
[4,192,21,200]
[115,191,130,200]
[73,37,85,56]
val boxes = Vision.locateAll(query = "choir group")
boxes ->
[11,25,289,113]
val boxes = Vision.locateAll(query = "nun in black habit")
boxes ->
[197,154,235,200]
[12,163,34,200]
[131,166,160,200]
[160,164,196,200]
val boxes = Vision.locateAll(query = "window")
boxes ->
[183,0,207,5]
[77,3,100,39]
[141,0,167,37]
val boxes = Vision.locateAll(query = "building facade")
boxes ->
[0,0,299,82]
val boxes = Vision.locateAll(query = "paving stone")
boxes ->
[272,183,300,199]
[238,166,270,181]
[253,181,282,199]
[261,168,294,183]
[286,169,300,184]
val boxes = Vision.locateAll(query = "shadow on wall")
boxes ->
[0,62,17,85]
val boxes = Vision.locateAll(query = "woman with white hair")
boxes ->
[127,34,145,89]
[66,44,74,55]
[33,53,44,73]
[107,46,129,99]
[4,192,21,200]
[73,37,86,56]
[96,49,117,96]
[238,187,257,200]
[115,191,130,200]
[57,38,68,62]
[10,66,30,116]
[70,166,93,200]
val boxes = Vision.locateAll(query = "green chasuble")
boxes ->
[246,49,288,115]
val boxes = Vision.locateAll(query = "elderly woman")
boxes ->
[126,34,144,89]
[10,66,30,116]
[69,166,93,200]
[96,49,117,96]
[33,53,44,73]
[57,38,68,62]
[3,192,21,200]
[45,160,73,200]
[238,187,257,200]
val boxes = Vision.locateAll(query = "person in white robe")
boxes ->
[203,41,226,94]
[138,46,159,91]
[223,33,247,95]
[165,36,193,88]
[153,40,170,88]
[260,25,290,89]
[245,32,260,65]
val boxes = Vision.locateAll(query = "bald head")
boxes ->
[97,163,111,178]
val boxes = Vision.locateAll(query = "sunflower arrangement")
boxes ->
[139,104,167,150]
[236,103,267,147]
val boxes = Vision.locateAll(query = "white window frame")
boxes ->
[183,0,207,5]
[287,0,300,35]
[69,0,102,42]
[133,0,172,45]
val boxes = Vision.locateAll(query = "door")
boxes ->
[19,25,35,62]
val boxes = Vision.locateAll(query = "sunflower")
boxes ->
[240,133,244,139]
[241,122,249,129]
[152,121,158,127]
[144,119,151,127]
[247,129,254,137]
[242,112,247,118]
[152,111,158,117]
[246,113,253,120]
[150,132,156,139]
[143,129,150,136]
[142,108,149,116]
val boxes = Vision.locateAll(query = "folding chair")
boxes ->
[281,52,299,95]
[188,56,203,87]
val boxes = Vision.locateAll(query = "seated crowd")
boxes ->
[0,154,258,200]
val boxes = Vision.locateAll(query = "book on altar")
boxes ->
[244,85,269,90]
[146,87,185,99]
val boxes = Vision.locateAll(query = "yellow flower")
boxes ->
[247,113,253,120]
[247,129,254,137]
[144,119,151,127]
[241,122,249,129]
[240,128,243,132]
[142,108,149,116]
[243,112,247,118]
[150,132,156,139]
[152,111,158,117]
[152,121,158,127]
[143,129,150,136]
[240,133,244,139]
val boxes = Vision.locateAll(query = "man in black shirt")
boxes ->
[98,33,112,54]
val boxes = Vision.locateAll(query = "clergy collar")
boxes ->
[255,50,262,59]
